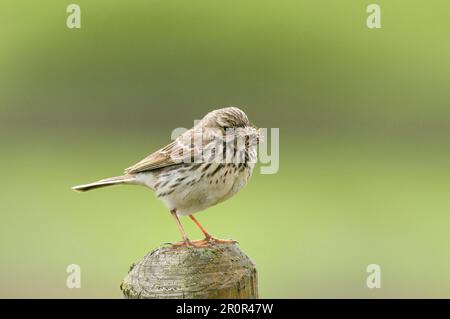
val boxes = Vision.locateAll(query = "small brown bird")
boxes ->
[73,107,260,247]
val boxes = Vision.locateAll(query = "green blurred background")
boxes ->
[1,0,450,298]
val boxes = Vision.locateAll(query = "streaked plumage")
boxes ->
[73,107,260,246]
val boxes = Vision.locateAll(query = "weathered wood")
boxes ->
[120,243,258,299]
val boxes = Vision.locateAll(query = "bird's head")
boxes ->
[200,107,260,146]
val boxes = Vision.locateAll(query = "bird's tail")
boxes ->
[72,175,136,192]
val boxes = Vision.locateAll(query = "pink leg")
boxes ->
[189,215,237,244]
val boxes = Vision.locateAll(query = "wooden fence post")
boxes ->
[120,243,258,299]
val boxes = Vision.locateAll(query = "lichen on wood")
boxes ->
[120,243,258,299]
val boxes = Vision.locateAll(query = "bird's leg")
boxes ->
[189,215,237,244]
[188,214,211,238]
[170,210,192,247]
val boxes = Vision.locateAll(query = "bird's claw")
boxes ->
[171,239,209,248]
[205,236,238,245]
[171,237,237,248]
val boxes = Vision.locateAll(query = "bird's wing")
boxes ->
[124,129,204,174]
[124,141,179,174]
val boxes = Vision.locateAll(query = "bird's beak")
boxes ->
[246,125,261,144]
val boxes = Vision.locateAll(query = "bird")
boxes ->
[72,107,260,247]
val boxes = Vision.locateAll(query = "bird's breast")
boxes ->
[149,161,254,215]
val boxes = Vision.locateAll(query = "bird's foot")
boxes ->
[171,238,209,248]
[189,239,212,247]
[171,239,192,248]
[205,236,238,245]
[171,237,236,248]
